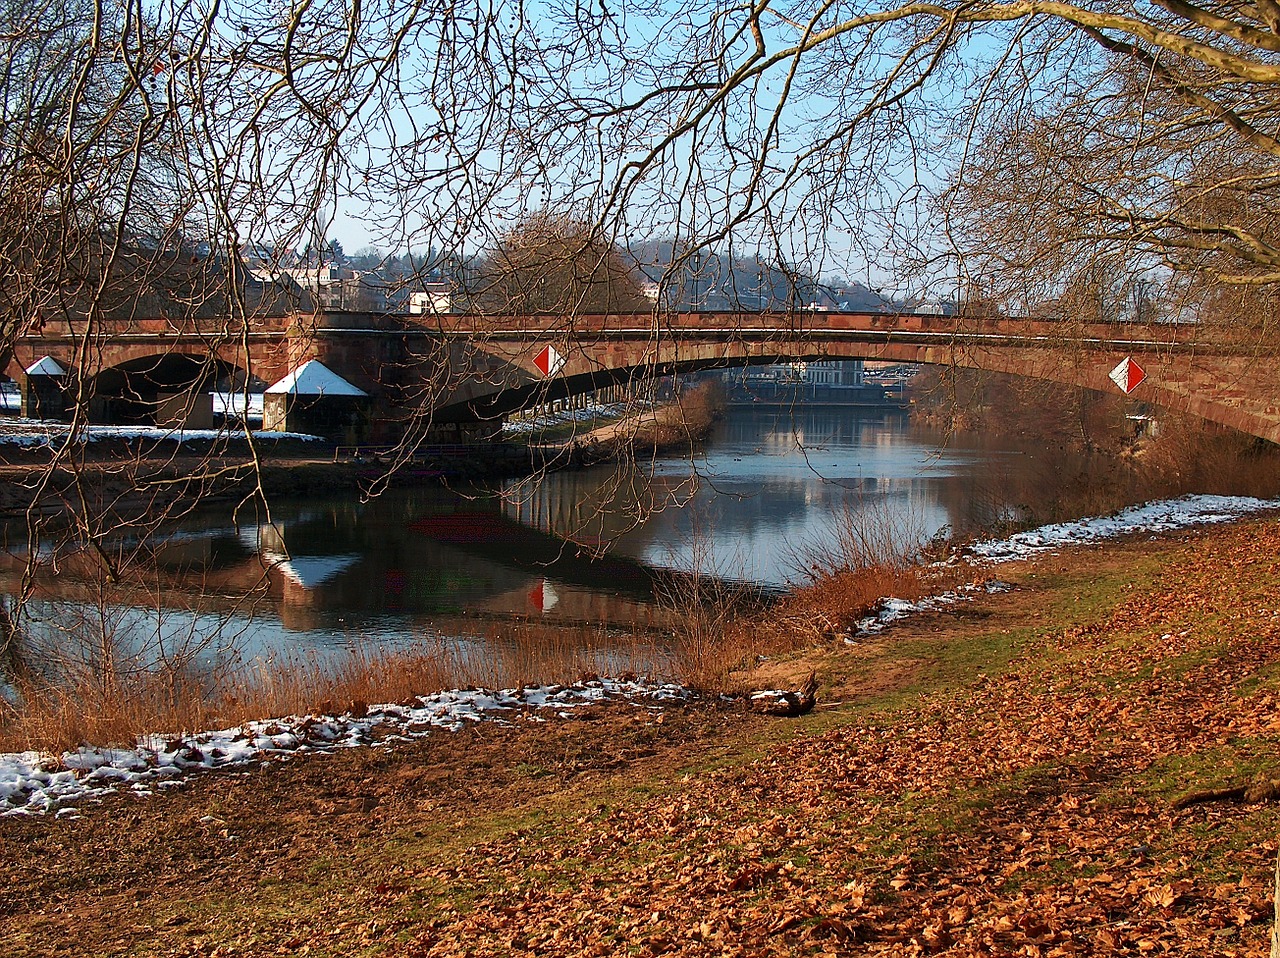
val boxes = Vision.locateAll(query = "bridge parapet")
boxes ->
[8,307,1280,444]
[13,308,1242,350]
[418,310,1228,348]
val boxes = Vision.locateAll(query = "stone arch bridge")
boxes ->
[8,310,1279,443]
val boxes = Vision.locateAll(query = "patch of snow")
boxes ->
[0,422,320,446]
[502,401,645,437]
[849,494,1280,641]
[964,494,1280,563]
[851,580,1012,639]
[212,392,265,420]
[265,360,366,397]
[0,677,691,819]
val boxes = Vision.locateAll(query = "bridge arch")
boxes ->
[435,315,1280,445]
[433,354,881,423]
[85,351,253,426]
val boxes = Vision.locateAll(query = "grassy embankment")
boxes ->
[530,380,726,466]
[3,516,1280,956]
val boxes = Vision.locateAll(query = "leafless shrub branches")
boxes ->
[5,0,1280,739]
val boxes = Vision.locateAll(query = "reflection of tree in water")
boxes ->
[504,409,998,585]
[0,594,27,697]
[924,432,1227,536]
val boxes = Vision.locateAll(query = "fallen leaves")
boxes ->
[8,521,1280,957]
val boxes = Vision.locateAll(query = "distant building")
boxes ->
[21,355,68,420]
[408,283,458,314]
[796,360,864,387]
[722,360,904,406]
[272,265,393,311]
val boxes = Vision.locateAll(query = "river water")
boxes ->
[502,407,1017,586]
[3,407,1032,672]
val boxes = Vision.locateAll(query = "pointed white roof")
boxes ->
[264,360,366,397]
[25,356,66,376]
[262,551,361,589]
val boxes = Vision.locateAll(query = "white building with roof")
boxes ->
[262,360,370,440]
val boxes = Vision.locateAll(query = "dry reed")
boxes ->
[651,498,956,692]
[0,619,672,754]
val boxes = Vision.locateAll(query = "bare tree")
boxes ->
[8,1,1280,343]
[1,0,194,365]
[7,0,1280,744]
[476,213,650,314]
[937,19,1280,314]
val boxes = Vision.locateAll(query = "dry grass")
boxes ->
[656,572,756,690]
[2,545,939,751]
[778,498,939,637]
[652,557,937,695]
[777,562,925,637]
[0,619,672,754]
[655,500,954,693]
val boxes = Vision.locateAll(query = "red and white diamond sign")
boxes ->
[533,344,566,377]
[1108,356,1147,394]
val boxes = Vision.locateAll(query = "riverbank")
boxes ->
[4,512,1280,955]
[909,367,1280,529]
[533,381,724,468]
[0,389,721,520]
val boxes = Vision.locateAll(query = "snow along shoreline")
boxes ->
[2,493,1278,821]
[0,680,689,819]
[851,493,1280,638]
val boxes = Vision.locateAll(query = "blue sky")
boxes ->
[255,0,1062,297]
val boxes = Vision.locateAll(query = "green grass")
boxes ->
[512,760,551,778]
[49,526,1280,957]
[1130,744,1280,804]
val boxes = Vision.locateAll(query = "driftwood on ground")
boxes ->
[749,672,818,718]
[1172,775,1280,810]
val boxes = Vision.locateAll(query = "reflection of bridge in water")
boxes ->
[0,490,750,642]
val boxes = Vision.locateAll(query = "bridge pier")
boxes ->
[155,392,215,430]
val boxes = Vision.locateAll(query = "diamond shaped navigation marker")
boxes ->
[534,344,566,377]
[1108,356,1147,395]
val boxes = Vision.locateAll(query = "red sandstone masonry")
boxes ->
[10,310,1280,444]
